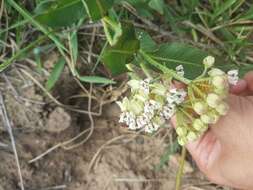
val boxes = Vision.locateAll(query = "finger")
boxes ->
[244,71,253,95]
[229,79,247,95]
[171,116,228,186]
[170,116,210,169]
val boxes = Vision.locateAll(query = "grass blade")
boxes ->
[46,57,66,90]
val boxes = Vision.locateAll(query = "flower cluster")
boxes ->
[176,67,230,145]
[117,55,239,146]
[117,79,187,133]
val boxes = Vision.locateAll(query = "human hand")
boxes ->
[172,71,253,190]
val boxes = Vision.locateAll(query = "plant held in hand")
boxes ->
[117,56,238,145]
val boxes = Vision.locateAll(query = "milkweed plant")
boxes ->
[116,54,239,189]
[117,56,238,146]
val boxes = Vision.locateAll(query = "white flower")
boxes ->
[176,65,184,77]
[168,88,187,105]
[144,123,158,133]
[161,104,176,120]
[227,69,239,85]
[136,115,149,129]
[119,112,136,130]
[143,100,160,119]
[140,78,150,94]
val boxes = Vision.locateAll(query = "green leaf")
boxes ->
[78,75,116,84]
[35,0,86,28]
[69,31,78,64]
[149,43,208,79]
[148,0,165,14]
[46,57,66,90]
[138,31,158,53]
[102,22,140,75]
[82,0,114,21]
[102,16,122,46]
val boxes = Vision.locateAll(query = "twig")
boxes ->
[88,27,96,64]
[28,185,67,190]
[0,90,25,190]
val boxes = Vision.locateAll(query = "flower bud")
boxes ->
[212,76,228,89]
[187,131,198,141]
[129,100,143,115]
[203,56,215,68]
[151,83,167,96]
[153,116,165,126]
[206,93,221,108]
[199,124,208,132]
[216,102,229,115]
[116,97,130,111]
[127,80,140,90]
[178,136,187,146]
[214,88,228,99]
[208,68,224,77]
[176,126,188,136]
[193,101,208,115]
[193,119,205,131]
[200,114,216,124]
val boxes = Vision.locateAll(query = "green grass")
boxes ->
[1,0,252,90]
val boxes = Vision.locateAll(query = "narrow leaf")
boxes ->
[78,75,116,84]
[46,58,66,90]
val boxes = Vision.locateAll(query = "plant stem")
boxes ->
[175,146,187,190]
[139,50,191,84]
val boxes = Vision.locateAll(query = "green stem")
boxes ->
[175,146,187,190]
[139,50,191,85]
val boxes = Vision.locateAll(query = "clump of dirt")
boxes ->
[46,107,72,133]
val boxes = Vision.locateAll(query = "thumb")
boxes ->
[170,117,226,185]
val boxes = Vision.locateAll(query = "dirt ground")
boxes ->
[0,64,232,190]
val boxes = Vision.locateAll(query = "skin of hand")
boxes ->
[172,71,253,190]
